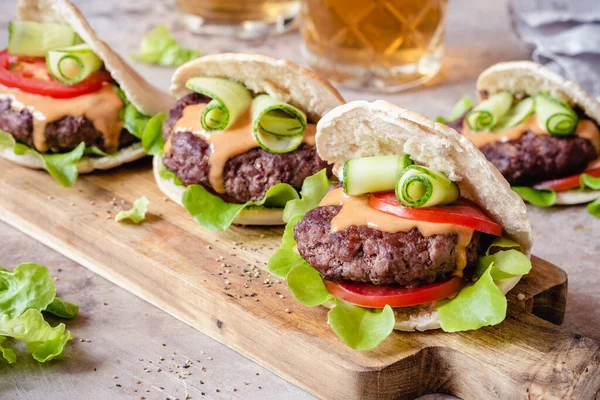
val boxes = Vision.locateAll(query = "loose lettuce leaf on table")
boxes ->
[0,262,56,318]
[0,336,16,364]
[0,309,73,362]
[115,197,150,224]
[44,298,79,319]
[131,24,201,67]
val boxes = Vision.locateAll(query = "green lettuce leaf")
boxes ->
[282,169,332,222]
[436,247,531,332]
[328,300,395,351]
[512,186,556,207]
[84,146,112,157]
[436,95,474,124]
[581,173,600,190]
[267,214,306,278]
[588,197,600,217]
[131,24,201,67]
[123,103,151,139]
[182,183,299,231]
[0,336,17,364]
[0,130,85,187]
[44,298,79,319]
[142,113,167,155]
[0,263,56,318]
[286,262,332,306]
[0,309,73,362]
[115,196,150,224]
[159,161,183,186]
[486,237,523,255]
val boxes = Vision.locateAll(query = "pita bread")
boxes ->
[1,0,174,173]
[156,53,345,226]
[476,61,600,126]
[315,100,531,331]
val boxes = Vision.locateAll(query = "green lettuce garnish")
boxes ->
[436,95,474,123]
[0,263,77,363]
[131,24,201,67]
[182,183,299,231]
[123,103,150,139]
[512,186,556,207]
[0,130,85,187]
[580,173,600,190]
[588,197,600,217]
[142,113,167,155]
[269,174,532,349]
[159,162,183,186]
[115,196,150,224]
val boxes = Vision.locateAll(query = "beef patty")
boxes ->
[0,98,136,153]
[161,93,330,203]
[448,111,598,185]
[162,131,329,202]
[294,205,481,288]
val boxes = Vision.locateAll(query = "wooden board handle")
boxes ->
[408,309,600,399]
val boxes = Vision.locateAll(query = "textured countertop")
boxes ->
[0,0,599,399]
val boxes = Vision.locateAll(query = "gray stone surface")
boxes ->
[0,0,599,399]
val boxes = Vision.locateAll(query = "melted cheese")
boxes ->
[319,188,475,276]
[463,115,600,156]
[0,84,124,153]
[169,103,317,194]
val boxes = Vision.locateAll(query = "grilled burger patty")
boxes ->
[0,98,137,153]
[449,112,598,185]
[162,93,330,203]
[294,205,481,288]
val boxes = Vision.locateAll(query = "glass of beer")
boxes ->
[300,0,447,92]
[177,0,300,38]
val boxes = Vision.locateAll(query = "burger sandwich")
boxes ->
[153,53,344,230]
[269,100,533,350]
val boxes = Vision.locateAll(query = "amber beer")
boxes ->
[177,0,300,37]
[300,0,447,91]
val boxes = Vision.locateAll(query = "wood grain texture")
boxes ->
[0,158,599,400]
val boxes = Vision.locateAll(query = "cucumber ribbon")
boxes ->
[535,93,578,136]
[466,91,513,131]
[8,21,81,57]
[252,94,307,154]
[185,77,252,131]
[396,165,459,207]
[343,154,413,195]
[47,44,103,85]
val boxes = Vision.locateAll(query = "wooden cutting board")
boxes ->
[1,158,599,400]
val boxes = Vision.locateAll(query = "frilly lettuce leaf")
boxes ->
[0,309,73,362]
[131,24,201,67]
[0,130,85,187]
[436,239,531,332]
[182,182,299,231]
[436,95,474,123]
[0,263,56,318]
[512,186,556,207]
[159,161,183,186]
[286,262,332,306]
[44,298,79,319]
[282,169,332,222]
[115,197,150,224]
[267,215,306,278]
[123,103,150,139]
[142,113,167,156]
[84,146,112,157]
[0,336,16,364]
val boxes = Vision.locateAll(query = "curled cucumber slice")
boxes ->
[535,93,578,136]
[466,91,513,132]
[252,94,307,153]
[8,21,81,57]
[396,165,459,208]
[493,97,535,132]
[343,154,413,195]
[47,44,103,85]
[185,77,252,131]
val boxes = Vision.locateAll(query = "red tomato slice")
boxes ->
[368,191,502,236]
[0,49,111,98]
[533,167,600,191]
[324,277,463,308]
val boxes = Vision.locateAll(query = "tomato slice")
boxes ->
[0,49,111,98]
[324,277,463,308]
[533,167,600,191]
[368,191,502,236]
